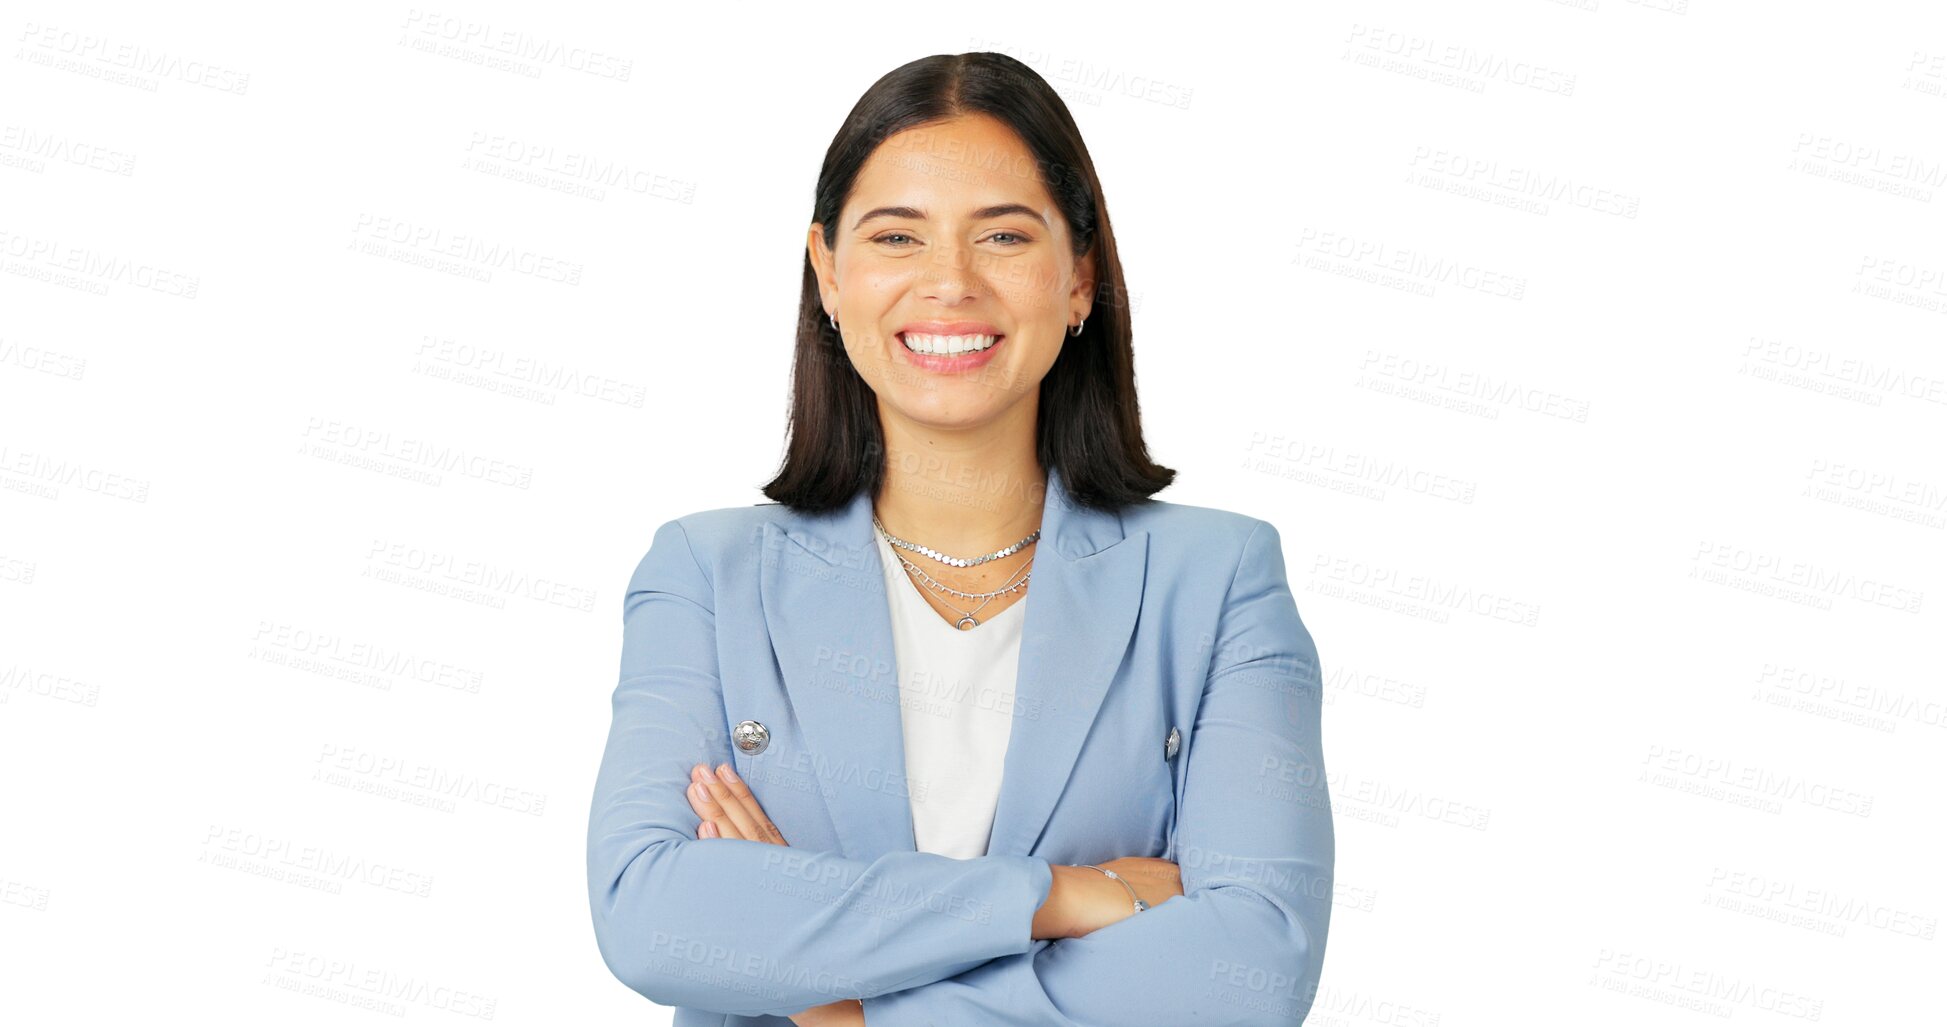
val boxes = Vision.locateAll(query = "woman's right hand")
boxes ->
[687,762,790,845]
[1031,857,1183,940]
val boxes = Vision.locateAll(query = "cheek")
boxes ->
[1024,335,1067,376]
[999,259,1072,315]
[848,260,911,296]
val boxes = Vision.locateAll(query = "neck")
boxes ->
[872,403,1047,556]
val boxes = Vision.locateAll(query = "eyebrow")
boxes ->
[852,203,1049,230]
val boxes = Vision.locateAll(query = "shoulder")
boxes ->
[1115,498,1291,602]
[1119,497,1274,559]
[624,503,792,597]
[663,502,795,556]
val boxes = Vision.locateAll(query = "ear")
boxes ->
[1071,246,1097,324]
[807,223,838,316]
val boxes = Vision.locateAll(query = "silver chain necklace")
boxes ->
[873,516,1039,567]
[895,553,1033,629]
[874,516,1038,629]
[894,554,1032,601]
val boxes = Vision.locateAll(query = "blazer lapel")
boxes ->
[985,468,1147,857]
[760,485,913,859]
[759,466,1148,861]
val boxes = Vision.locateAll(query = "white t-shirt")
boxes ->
[873,529,1028,859]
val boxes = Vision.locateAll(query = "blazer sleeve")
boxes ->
[587,518,1057,1018]
[861,519,1335,1026]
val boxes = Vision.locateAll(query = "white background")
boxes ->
[2,1,1942,1023]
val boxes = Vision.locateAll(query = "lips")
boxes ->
[893,329,1008,373]
[898,331,1003,356]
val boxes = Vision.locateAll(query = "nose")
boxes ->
[917,238,982,304]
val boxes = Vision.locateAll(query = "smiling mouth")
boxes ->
[898,331,1004,357]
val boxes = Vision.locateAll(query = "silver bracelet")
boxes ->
[1077,864,1148,913]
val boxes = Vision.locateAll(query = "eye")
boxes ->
[872,232,917,247]
[986,232,1029,246]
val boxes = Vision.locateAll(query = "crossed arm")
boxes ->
[682,759,1183,1025]
[587,518,1333,1025]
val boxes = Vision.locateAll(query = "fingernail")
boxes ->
[700,822,718,838]
[718,763,739,783]
[689,782,704,801]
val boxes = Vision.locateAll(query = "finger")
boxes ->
[685,771,708,815]
[689,763,743,840]
[685,767,717,820]
[714,763,788,846]
[694,765,758,841]
[700,766,764,842]
[688,776,745,841]
[689,778,719,838]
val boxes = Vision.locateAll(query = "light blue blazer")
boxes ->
[587,467,1333,1025]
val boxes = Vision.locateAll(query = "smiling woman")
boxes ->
[588,51,1333,1027]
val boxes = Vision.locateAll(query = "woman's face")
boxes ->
[809,113,1095,434]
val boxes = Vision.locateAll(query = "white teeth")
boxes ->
[902,332,999,356]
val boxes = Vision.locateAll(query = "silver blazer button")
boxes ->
[732,720,770,755]
[1164,725,1182,761]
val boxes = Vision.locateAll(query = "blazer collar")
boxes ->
[758,466,1149,858]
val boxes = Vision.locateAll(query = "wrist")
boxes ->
[1031,864,1075,939]
[1078,863,1148,913]
[1033,864,1109,940]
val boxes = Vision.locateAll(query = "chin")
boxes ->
[889,392,1014,428]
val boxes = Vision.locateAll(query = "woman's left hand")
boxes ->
[785,998,866,1027]
[685,764,864,1025]
[686,762,789,845]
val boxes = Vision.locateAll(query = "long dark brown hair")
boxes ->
[760,52,1175,514]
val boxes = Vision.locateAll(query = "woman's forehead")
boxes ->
[851,126,1055,223]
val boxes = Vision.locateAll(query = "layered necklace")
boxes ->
[873,515,1040,630]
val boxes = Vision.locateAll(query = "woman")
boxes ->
[587,52,1333,1026]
